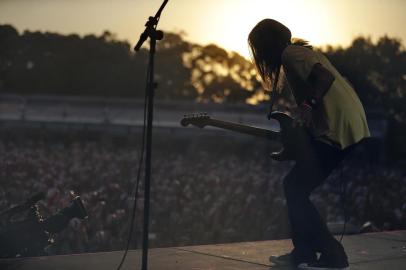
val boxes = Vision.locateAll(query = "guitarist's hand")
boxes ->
[291,102,313,128]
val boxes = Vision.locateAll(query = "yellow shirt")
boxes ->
[281,45,370,149]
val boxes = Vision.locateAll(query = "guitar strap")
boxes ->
[267,66,281,119]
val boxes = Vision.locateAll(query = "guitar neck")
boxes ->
[206,119,280,141]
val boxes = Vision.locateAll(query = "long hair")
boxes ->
[248,19,311,91]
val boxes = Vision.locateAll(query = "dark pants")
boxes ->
[283,139,353,263]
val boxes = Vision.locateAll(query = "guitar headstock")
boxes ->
[180,113,211,128]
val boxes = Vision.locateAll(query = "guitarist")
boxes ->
[248,19,370,270]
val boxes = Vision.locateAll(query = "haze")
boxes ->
[0,0,405,57]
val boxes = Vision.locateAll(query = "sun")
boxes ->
[199,0,338,58]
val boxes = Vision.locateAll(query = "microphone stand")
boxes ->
[134,1,169,270]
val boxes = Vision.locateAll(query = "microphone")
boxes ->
[134,0,169,51]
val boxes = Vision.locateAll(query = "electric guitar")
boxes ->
[180,111,312,161]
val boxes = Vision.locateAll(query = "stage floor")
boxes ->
[1,230,405,270]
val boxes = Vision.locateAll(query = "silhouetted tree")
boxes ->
[323,36,406,121]
[1,25,405,116]
[154,32,197,100]
[184,43,260,103]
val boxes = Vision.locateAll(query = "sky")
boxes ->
[0,0,405,57]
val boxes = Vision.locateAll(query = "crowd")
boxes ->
[0,129,405,256]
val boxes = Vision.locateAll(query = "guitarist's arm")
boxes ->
[293,63,335,127]
[306,63,335,109]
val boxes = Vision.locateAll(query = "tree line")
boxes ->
[0,24,260,102]
[1,24,404,107]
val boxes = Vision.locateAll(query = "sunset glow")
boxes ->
[0,0,405,57]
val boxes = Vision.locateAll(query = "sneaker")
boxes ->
[269,249,317,266]
[310,242,349,270]
[298,261,350,270]
[269,253,295,266]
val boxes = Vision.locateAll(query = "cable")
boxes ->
[339,167,347,243]
[116,67,150,270]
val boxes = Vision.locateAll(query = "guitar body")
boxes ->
[181,111,313,162]
[268,112,313,161]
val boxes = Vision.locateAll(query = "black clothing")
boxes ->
[283,139,354,265]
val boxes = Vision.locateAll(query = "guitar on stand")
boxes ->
[180,111,312,162]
